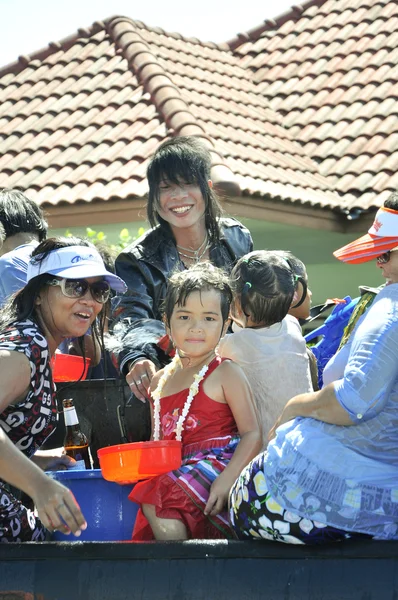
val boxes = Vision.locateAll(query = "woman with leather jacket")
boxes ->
[111,136,253,402]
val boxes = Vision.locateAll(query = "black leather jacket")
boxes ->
[112,217,253,375]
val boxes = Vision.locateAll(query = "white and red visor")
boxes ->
[334,207,398,264]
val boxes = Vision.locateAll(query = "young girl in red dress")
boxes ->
[129,263,261,540]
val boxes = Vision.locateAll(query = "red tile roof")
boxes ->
[228,0,398,212]
[0,16,343,222]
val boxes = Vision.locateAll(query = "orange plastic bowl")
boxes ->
[97,440,182,484]
[51,354,91,382]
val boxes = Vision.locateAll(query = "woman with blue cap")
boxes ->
[0,236,126,542]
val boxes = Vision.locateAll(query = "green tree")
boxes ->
[65,226,146,251]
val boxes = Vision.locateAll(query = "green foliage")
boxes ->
[65,226,146,252]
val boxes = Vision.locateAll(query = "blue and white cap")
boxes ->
[26,245,127,293]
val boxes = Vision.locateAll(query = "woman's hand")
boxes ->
[31,477,87,537]
[0,429,86,537]
[204,472,234,516]
[31,448,77,472]
[126,359,157,402]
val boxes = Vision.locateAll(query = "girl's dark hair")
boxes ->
[163,262,232,327]
[272,251,308,309]
[231,250,299,327]
[273,251,306,279]
[0,236,107,363]
[146,136,223,243]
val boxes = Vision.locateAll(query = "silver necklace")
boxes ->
[177,242,210,264]
[176,234,209,263]
[176,234,208,255]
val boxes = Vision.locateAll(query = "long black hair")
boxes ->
[146,136,223,244]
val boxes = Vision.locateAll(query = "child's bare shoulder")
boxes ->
[204,359,245,403]
[217,358,246,379]
[216,359,253,399]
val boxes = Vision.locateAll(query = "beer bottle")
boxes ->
[62,398,91,469]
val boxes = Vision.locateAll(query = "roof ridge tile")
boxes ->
[106,16,241,196]
[126,17,228,50]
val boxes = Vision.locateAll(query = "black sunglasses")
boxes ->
[376,249,398,265]
[48,278,111,304]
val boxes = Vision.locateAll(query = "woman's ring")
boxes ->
[136,379,142,385]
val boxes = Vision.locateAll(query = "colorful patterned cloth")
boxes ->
[229,452,371,545]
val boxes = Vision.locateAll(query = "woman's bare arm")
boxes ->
[268,383,354,441]
[0,350,31,413]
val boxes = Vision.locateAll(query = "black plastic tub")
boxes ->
[42,378,151,466]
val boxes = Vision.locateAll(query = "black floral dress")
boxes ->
[0,319,58,542]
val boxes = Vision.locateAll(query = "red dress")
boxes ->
[129,356,240,540]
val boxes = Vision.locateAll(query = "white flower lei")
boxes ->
[152,354,210,442]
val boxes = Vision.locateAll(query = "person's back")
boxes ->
[219,314,312,440]
[0,188,48,306]
[218,250,313,445]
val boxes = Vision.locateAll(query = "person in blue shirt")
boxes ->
[0,188,48,307]
[229,192,398,543]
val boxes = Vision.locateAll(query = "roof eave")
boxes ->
[223,195,375,233]
[42,194,376,233]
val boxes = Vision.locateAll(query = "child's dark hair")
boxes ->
[163,262,232,326]
[146,136,223,244]
[272,250,308,309]
[231,250,301,327]
[273,251,306,279]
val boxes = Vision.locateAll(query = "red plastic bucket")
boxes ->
[51,353,91,382]
[98,440,182,484]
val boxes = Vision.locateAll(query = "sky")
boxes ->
[0,0,295,67]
